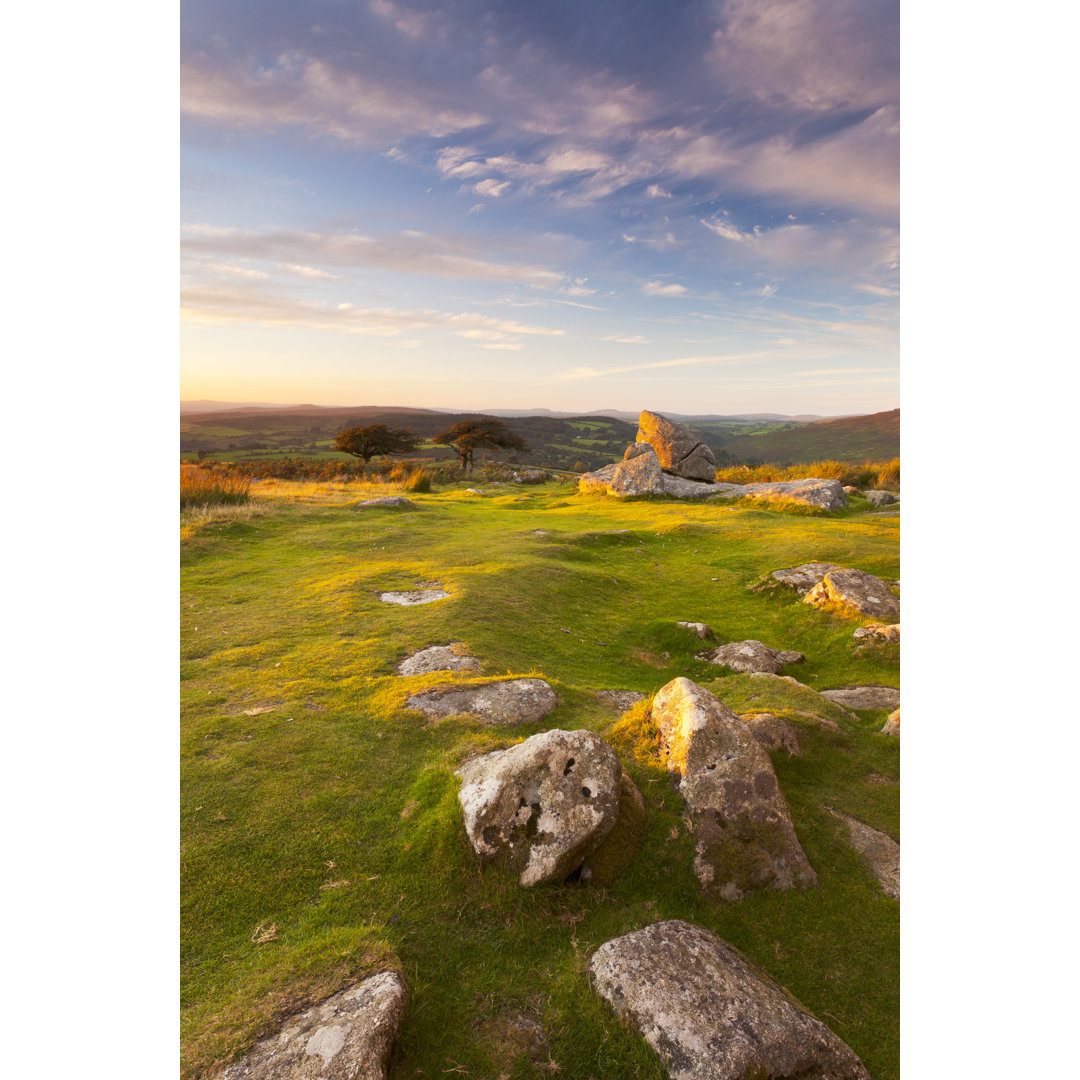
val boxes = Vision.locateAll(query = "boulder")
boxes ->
[455,729,624,886]
[636,411,717,481]
[596,689,648,712]
[406,678,556,724]
[832,811,899,898]
[698,640,804,675]
[853,622,901,644]
[379,589,451,606]
[355,496,414,508]
[804,568,900,621]
[577,462,618,494]
[676,621,714,639]
[768,562,841,594]
[880,709,900,736]
[609,443,666,495]
[221,970,408,1080]
[513,470,547,484]
[662,474,736,499]
[396,643,480,676]
[651,677,817,900]
[739,712,801,755]
[865,489,898,506]
[820,685,900,711]
[588,920,870,1080]
[712,478,847,511]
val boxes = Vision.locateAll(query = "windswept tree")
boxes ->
[334,424,420,463]
[433,418,529,472]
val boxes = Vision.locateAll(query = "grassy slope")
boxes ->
[723,409,900,464]
[181,479,899,1080]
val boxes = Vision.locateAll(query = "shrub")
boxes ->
[877,458,900,490]
[403,468,432,493]
[180,464,250,509]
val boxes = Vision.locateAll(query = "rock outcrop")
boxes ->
[712,478,847,510]
[698,640,804,674]
[832,811,900,898]
[396,643,480,676]
[608,443,667,495]
[637,410,717,481]
[589,921,870,1080]
[739,712,801,755]
[880,709,900,736]
[651,677,817,900]
[820,685,901,711]
[455,729,627,886]
[854,622,901,644]
[406,679,556,724]
[804,568,900,621]
[222,971,408,1080]
[768,562,841,594]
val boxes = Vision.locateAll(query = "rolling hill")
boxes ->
[719,409,899,465]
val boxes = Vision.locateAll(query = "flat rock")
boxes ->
[804,568,900,621]
[853,622,900,644]
[739,712,801,755]
[769,562,841,594]
[355,496,414,508]
[589,920,870,1080]
[456,729,623,886]
[821,685,901,710]
[407,678,556,724]
[662,474,735,498]
[222,970,408,1080]
[596,689,648,712]
[880,708,900,736]
[676,621,714,639]
[637,411,717,481]
[698,640,804,674]
[712,478,847,511]
[833,811,900,898]
[379,589,451,606]
[652,677,817,900]
[865,489,898,506]
[396,643,480,676]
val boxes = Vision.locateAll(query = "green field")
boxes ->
[181,477,899,1079]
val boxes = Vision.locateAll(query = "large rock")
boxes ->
[880,708,900,736]
[396,643,480,676]
[406,679,556,724]
[865,489,898,506]
[820,685,901,711]
[609,443,666,495]
[588,921,870,1080]
[832,811,900,898]
[637,410,717,481]
[651,677,817,900]
[698,640,804,674]
[768,562,841,595]
[712,478,847,511]
[222,971,408,1080]
[455,729,623,886]
[804,568,900,621]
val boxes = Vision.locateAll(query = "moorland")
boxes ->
[180,445,899,1079]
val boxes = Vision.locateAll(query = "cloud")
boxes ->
[642,281,687,297]
[182,225,565,286]
[278,263,341,280]
[646,184,672,198]
[601,334,654,344]
[757,284,777,298]
[553,351,768,380]
[856,283,899,297]
[206,263,268,279]
[477,342,524,351]
[793,367,898,376]
[472,178,512,197]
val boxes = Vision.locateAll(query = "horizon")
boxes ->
[181,1,898,414]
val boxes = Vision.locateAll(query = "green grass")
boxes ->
[181,477,899,1079]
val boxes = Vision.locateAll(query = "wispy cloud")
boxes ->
[602,334,654,344]
[642,280,687,297]
[553,351,768,380]
[278,263,341,280]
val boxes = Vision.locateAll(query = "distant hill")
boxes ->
[181,400,302,413]
[720,409,899,464]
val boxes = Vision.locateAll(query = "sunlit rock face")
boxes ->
[589,920,870,1080]
[651,677,817,901]
[636,410,717,481]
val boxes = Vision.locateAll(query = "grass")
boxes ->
[714,458,900,491]
[180,464,252,508]
[181,474,899,1079]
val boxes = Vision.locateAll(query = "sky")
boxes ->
[180,0,899,415]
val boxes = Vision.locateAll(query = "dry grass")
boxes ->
[714,459,898,489]
[181,464,251,508]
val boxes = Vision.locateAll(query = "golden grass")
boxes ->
[181,464,251,508]
[714,459,899,489]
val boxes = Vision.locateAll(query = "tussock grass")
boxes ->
[182,477,899,1079]
[181,464,251,508]
[714,459,899,490]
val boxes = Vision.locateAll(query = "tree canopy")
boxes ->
[433,418,529,471]
[334,424,420,463]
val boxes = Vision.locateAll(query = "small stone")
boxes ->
[379,589,451,606]
[354,496,414,508]
[821,685,900,710]
[865,489,898,506]
[854,622,901,644]
[804,568,900,621]
[698,640,804,674]
[396,643,480,676]
[676,621,714,639]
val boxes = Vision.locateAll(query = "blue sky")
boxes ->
[180,0,899,414]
